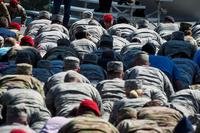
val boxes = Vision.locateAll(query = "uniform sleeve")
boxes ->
[161,70,175,98]
[149,88,168,105]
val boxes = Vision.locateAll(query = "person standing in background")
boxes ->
[5,0,26,25]
[52,0,72,28]
[0,0,11,24]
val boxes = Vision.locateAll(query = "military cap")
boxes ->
[125,79,142,91]
[51,14,63,23]
[38,11,51,19]
[107,61,123,72]
[16,63,33,75]
[64,56,80,70]
[82,11,93,19]
[83,53,98,64]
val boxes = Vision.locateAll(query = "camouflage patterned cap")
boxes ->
[125,79,143,91]
[38,11,51,19]
[83,53,98,64]
[107,61,123,72]
[82,11,93,19]
[64,56,80,70]
[16,63,32,75]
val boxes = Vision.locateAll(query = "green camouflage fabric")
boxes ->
[137,106,183,133]
[58,116,119,133]
[0,74,44,97]
[0,89,51,132]
[117,119,163,133]
[109,97,151,126]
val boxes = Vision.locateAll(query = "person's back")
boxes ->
[0,89,51,132]
[170,89,200,123]
[46,82,102,117]
[71,38,97,58]
[125,65,174,98]
[158,31,197,58]
[156,23,179,40]
[25,19,51,38]
[107,23,137,39]
[172,58,200,89]
[58,116,119,133]
[0,74,44,97]
[44,70,90,95]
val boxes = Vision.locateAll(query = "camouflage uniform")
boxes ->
[192,23,200,46]
[112,35,130,54]
[0,89,51,132]
[44,70,90,95]
[170,89,200,123]
[117,119,163,133]
[35,24,69,56]
[24,19,51,38]
[129,28,163,48]
[137,107,183,133]
[124,66,174,98]
[69,18,106,44]
[172,58,200,89]
[58,116,119,133]
[107,23,137,40]
[45,83,102,117]
[70,38,97,59]
[155,23,179,40]
[97,78,126,119]
[0,74,44,97]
